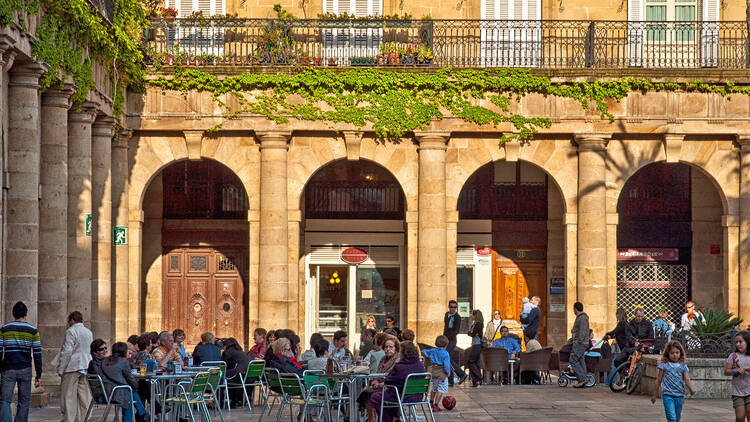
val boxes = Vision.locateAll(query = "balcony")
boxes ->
[143,18,749,69]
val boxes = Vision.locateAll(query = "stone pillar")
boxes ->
[288,209,301,335]
[0,37,16,311]
[67,102,97,320]
[415,132,449,341]
[575,133,610,336]
[91,116,115,343]
[112,129,131,341]
[257,131,291,330]
[38,84,74,379]
[738,136,750,322]
[5,62,46,323]
[406,212,419,330]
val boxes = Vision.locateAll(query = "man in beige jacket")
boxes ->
[57,311,93,422]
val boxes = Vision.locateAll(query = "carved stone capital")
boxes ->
[68,100,100,124]
[92,115,118,138]
[42,83,76,109]
[256,130,291,150]
[737,134,750,152]
[574,133,611,151]
[8,61,47,89]
[414,131,450,151]
[113,129,133,150]
[0,34,16,67]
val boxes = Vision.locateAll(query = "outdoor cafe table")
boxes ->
[321,371,386,422]
[133,370,203,421]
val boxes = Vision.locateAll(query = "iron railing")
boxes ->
[305,181,404,219]
[458,183,548,220]
[144,18,749,68]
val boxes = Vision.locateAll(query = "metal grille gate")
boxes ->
[616,264,688,324]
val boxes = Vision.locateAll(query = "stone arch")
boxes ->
[446,137,577,215]
[287,135,418,214]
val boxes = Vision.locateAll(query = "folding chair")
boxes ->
[259,367,285,422]
[278,373,332,422]
[317,375,349,422]
[201,360,230,410]
[201,368,226,422]
[236,359,268,410]
[380,373,434,422]
[164,371,211,422]
[83,374,137,422]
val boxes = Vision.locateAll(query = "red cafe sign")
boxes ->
[477,247,492,256]
[341,247,368,264]
[617,248,679,262]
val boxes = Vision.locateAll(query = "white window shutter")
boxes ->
[527,0,539,20]
[197,0,211,15]
[339,0,352,14]
[701,0,719,66]
[179,0,193,17]
[354,0,369,16]
[324,0,335,13]
[627,0,644,66]
[371,0,381,16]
[498,0,509,19]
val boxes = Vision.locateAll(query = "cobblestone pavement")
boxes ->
[27,383,734,422]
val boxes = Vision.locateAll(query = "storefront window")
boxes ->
[457,267,474,332]
[355,267,400,333]
[318,266,348,335]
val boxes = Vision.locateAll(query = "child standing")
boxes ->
[651,340,695,422]
[422,335,451,412]
[725,330,750,422]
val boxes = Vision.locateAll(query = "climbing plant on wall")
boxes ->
[0,0,147,115]
[148,66,750,141]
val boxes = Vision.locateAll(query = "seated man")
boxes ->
[491,326,521,384]
[614,308,653,368]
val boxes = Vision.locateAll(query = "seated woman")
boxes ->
[222,337,250,408]
[100,342,148,422]
[193,332,222,366]
[87,339,108,377]
[368,341,424,422]
[360,335,400,422]
[266,338,303,393]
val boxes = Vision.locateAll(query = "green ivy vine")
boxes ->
[0,0,146,115]
[149,66,750,140]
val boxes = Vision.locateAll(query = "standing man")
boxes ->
[521,296,541,342]
[569,302,590,388]
[0,301,42,422]
[57,311,93,422]
[443,300,468,385]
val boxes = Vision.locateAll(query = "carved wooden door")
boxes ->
[492,255,547,345]
[163,248,245,346]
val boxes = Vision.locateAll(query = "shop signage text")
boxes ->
[616,248,678,262]
[341,247,368,264]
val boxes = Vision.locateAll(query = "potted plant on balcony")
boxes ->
[159,6,178,19]
[318,12,350,27]
[416,44,433,65]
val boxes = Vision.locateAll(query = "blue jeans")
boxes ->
[121,393,147,422]
[0,367,32,422]
[604,359,617,386]
[662,394,684,422]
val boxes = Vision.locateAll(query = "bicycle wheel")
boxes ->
[626,362,645,394]
[609,361,629,392]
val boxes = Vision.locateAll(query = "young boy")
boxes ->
[422,335,451,412]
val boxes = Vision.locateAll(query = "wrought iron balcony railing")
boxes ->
[143,18,749,69]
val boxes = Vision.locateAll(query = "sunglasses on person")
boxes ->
[98,346,107,352]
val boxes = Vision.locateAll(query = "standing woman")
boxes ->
[467,309,485,387]
[365,316,377,331]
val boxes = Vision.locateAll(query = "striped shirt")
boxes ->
[0,321,42,379]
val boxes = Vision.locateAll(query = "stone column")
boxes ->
[67,102,97,320]
[112,129,131,341]
[739,136,750,322]
[288,209,301,335]
[38,84,74,379]
[415,132,449,341]
[0,37,16,311]
[91,116,115,344]
[405,212,418,330]
[575,133,610,336]
[257,131,291,330]
[5,62,46,323]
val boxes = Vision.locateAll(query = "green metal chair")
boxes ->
[201,360,230,411]
[259,367,285,422]
[235,359,267,410]
[83,374,137,422]
[317,374,349,421]
[201,368,226,422]
[379,372,434,422]
[164,371,211,422]
[278,373,331,422]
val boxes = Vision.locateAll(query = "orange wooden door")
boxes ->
[492,254,547,344]
[163,248,245,347]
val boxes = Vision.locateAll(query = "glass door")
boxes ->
[317,265,349,337]
[355,267,400,334]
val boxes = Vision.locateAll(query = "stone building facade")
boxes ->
[1,0,750,385]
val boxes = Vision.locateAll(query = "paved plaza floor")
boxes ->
[26,381,734,422]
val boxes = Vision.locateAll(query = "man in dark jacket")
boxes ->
[569,302,590,388]
[628,308,654,341]
[521,296,541,341]
[443,300,467,385]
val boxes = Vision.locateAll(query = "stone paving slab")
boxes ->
[25,382,734,421]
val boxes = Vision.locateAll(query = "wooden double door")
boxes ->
[492,253,547,344]
[163,248,245,346]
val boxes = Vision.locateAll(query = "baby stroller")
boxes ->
[557,339,610,388]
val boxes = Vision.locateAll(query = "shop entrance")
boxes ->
[493,252,547,340]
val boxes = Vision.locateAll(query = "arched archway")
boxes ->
[299,159,406,346]
[141,158,250,346]
[616,162,724,326]
[456,160,567,347]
